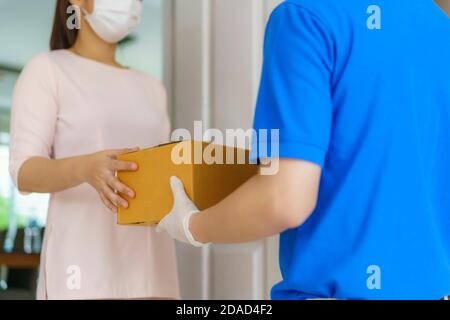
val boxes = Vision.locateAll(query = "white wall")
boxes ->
[172,0,283,300]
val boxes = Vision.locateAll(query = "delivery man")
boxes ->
[156,0,450,299]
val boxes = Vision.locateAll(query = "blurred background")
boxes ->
[0,0,283,300]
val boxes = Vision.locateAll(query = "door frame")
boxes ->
[162,0,282,300]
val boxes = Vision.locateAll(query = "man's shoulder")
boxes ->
[284,0,356,11]
[275,0,368,40]
[281,0,357,23]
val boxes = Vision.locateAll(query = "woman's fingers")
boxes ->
[108,177,135,198]
[110,159,138,172]
[88,148,140,213]
[111,160,138,172]
[99,192,117,213]
[102,183,129,209]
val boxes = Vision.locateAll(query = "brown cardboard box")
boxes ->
[117,140,258,226]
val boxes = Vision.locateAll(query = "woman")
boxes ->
[9,0,179,299]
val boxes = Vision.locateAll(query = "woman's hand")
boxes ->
[81,148,139,213]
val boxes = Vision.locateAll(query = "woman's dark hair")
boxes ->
[50,0,79,50]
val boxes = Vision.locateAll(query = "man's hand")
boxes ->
[156,176,207,247]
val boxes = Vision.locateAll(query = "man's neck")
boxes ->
[435,0,450,17]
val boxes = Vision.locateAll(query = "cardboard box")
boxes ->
[117,140,258,226]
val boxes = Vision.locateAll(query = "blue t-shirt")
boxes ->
[253,0,450,300]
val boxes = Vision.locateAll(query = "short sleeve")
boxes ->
[252,3,334,167]
[9,53,58,189]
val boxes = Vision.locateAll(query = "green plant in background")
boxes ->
[0,194,9,230]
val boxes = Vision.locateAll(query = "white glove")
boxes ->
[156,176,207,247]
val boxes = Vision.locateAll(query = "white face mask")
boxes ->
[82,0,143,44]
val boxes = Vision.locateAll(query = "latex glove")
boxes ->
[156,176,207,247]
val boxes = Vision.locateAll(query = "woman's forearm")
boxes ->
[16,149,139,212]
[18,156,88,193]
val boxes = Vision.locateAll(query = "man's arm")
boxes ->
[157,159,322,245]
[190,159,321,243]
